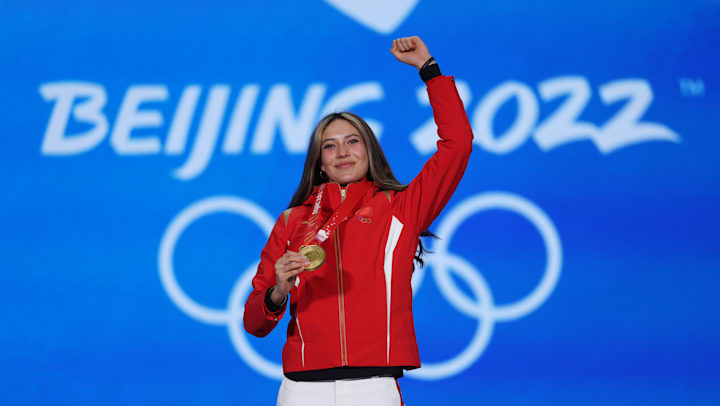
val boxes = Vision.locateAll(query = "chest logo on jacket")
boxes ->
[355,206,374,224]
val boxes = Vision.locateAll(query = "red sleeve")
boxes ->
[395,75,474,233]
[243,212,291,337]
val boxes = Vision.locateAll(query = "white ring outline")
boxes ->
[227,262,285,379]
[407,253,495,380]
[158,196,274,324]
[158,191,562,381]
[158,196,285,378]
[432,192,562,321]
[407,192,562,379]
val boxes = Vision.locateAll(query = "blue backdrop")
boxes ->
[1,1,719,405]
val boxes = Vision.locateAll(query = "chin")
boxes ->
[333,175,363,185]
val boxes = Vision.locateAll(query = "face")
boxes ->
[319,119,369,185]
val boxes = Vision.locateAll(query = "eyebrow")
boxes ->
[321,134,360,144]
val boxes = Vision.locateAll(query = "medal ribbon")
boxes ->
[314,181,370,244]
[299,183,326,247]
[294,181,370,251]
[290,182,369,250]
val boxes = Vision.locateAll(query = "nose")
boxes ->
[337,143,350,157]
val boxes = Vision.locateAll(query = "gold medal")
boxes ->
[298,244,326,271]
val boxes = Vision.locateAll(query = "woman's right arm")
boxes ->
[243,212,308,337]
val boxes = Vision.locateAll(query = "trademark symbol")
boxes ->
[679,78,705,96]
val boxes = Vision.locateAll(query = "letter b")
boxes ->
[39,82,109,155]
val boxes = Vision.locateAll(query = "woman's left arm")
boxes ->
[391,37,474,233]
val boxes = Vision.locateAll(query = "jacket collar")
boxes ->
[304,177,375,211]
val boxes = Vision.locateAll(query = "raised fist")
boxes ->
[390,36,433,69]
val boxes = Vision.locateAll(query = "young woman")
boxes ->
[244,36,474,406]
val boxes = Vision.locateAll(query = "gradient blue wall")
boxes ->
[1,1,719,404]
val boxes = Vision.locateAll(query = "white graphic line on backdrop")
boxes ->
[158,192,563,380]
[322,0,420,34]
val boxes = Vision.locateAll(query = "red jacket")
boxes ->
[244,75,473,373]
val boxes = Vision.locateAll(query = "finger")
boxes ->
[401,38,413,52]
[283,259,307,271]
[279,268,304,286]
[281,264,305,278]
[283,255,309,268]
[398,38,407,52]
[281,251,303,264]
[286,253,309,265]
[286,251,305,259]
[390,40,401,57]
[405,38,415,52]
[275,255,290,270]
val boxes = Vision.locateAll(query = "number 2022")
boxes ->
[411,76,679,155]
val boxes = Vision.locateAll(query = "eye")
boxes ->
[323,143,335,149]
[348,138,359,144]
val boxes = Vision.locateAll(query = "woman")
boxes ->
[244,36,473,405]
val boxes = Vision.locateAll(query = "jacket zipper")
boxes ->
[334,213,348,366]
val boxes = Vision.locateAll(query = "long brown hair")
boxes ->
[288,112,436,268]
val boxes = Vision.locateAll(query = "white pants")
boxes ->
[277,376,403,406]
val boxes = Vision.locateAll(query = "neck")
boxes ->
[328,177,367,188]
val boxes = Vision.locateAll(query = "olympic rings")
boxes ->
[158,196,274,324]
[407,192,563,380]
[158,192,563,381]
